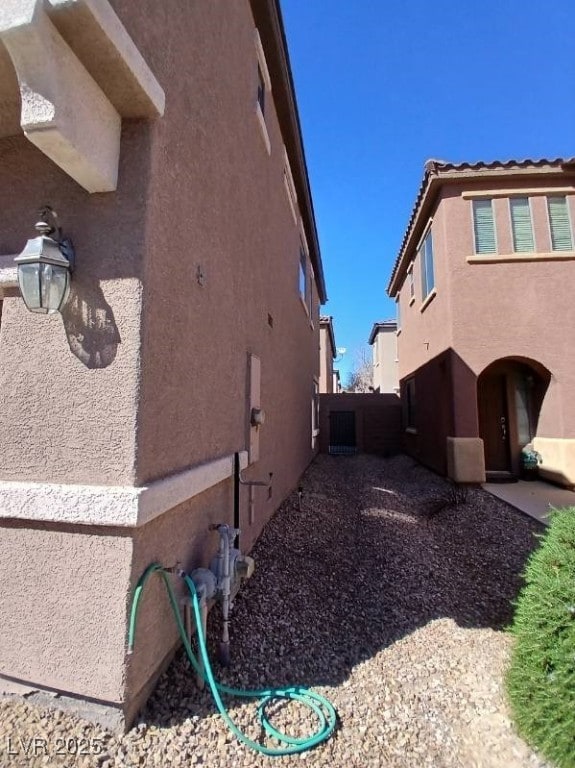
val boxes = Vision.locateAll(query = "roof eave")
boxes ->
[250,0,327,304]
[368,321,396,345]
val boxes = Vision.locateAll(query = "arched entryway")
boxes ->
[477,358,551,478]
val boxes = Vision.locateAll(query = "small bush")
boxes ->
[506,508,575,767]
[446,483,469,507]
[422,483,468,518]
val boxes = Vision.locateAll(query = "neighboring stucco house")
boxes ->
[0,0,326,728]
[387,158,575,487]
[333,369,341,393]
[319,314,337,393]
[368,320,399,394]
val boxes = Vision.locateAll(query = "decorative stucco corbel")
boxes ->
[0,0,165,193]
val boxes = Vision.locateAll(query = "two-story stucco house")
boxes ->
[388,158,575,488]
[0,0,326,729]
[368,320,399,394]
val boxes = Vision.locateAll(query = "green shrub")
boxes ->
[506,508,575,767]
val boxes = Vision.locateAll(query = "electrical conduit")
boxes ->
[128,563,338,757]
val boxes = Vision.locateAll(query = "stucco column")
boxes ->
[447,351,485,482]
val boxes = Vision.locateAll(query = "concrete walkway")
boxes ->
[483,479,575,525]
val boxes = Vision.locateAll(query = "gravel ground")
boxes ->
[0,453,552,767]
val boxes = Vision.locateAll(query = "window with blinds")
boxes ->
[510,197,535,252]
[472,199,497,253]
[547,196,573,251]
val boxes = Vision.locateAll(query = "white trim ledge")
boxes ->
[256,103,271,155]
[420,288,437,312]
[467,252,575,264]
[462,186,575,199]
[0,254,19,289]
[0,451,249,528]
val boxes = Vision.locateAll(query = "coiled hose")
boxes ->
[128,563,338,756]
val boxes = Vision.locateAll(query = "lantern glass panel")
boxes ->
[40,263,69,314]
[18,262,69,314]
[18,263,42,313]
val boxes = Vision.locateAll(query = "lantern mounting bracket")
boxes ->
[35,206,75,272]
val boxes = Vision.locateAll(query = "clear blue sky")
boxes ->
[280,0,575,382]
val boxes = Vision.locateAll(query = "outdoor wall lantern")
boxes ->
[15,207,75,315]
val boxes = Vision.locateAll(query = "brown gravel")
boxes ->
[0,453,551,767]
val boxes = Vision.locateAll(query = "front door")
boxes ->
[478,373,511,472]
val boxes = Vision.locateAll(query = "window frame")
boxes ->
[283,146,298,225]
[257,63,265,115]
[254,29,272,154]
[299,249,306,305]
[408,263,415,303]
[308,262,314,322]
[547,195,574,251]
[472,198,498,255]
[509,196,535,253]
[420,229,435,300]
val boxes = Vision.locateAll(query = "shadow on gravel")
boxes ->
[142,453,543,728]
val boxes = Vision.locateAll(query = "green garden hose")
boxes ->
[128,563,337,756]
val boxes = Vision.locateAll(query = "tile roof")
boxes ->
[387,157,575,295]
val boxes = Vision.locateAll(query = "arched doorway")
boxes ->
[477,358,551,478]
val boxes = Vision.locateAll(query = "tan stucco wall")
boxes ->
[126,479,236,720]
[372,328,399,393]
[533,437,575,488]
[319,325,334,393]
[134,0,319,495]
[0,520,132,703]
[443,179,575,439]
[395,199,454,380]
[0,123,150,486]
[0,0,322,724]
[446,437,486,484]
[0,23,151,711]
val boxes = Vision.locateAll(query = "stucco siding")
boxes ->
[394,166,575,482]
[372,329,399,393]
[396,197,453,380]
[319,326,333,393]
[135,0,319,498]
[0,122,150,486]
[0,521,132,702]
[444,179,575,438]
[0,0,323,724]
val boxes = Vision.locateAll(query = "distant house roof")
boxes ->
[319,315,337,358]
[368,320,396,345]
[386,157,575,296]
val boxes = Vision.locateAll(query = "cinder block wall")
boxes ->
[319,393,402,456]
